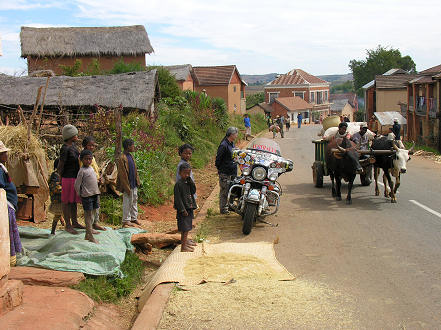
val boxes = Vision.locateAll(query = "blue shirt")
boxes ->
[215,138,237,176]
[244,117,251,128]
[126,153,137,189]
[0,165,18,210]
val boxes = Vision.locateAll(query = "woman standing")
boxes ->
[0,141,22,265]
[58,125,84,234]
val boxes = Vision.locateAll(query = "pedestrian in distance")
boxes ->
[392,118,401,141]
[75,149,101,243]
[215,127,238,214]
[49,158,65,235]
[176,143,197,207]
[117,138,141,228]
[0,141,22,264]
[174,162,197,252]
[267,115,272,132]
[277,115,285,138]
[243,114,253,141]
[285,116,291,131]
[297,113,303,128]
[81,136,106,231]
[58,124,84,235]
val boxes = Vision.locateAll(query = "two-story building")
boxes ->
[264,68,330,122]
[20,25,154,75]
[406,64,441,146]
[193,65,247,113]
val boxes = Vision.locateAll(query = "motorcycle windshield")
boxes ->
[247,138,281,156]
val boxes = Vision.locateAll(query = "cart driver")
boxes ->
[335,122,350,139]
[351,123,369,150]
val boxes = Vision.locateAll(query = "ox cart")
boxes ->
[311,139,376,188]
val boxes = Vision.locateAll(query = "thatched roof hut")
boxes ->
[0,70,160,115]
[20,25,154,58]
[165,64,193,81]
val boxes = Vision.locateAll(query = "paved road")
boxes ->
[245,125,441,328]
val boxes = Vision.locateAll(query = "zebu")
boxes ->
[371,136,414,203]
[325,137,363,204]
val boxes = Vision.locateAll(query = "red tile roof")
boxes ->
[275,96,312,111]
[269,69,328,86]
[193,65,245,86]
[419,64,441,74]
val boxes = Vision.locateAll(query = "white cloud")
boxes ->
[69,0,441,74]
[0,0,63,10]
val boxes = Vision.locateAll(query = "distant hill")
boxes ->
[242,73,278,85]
[242,72,353,86]
[318,73,353,85]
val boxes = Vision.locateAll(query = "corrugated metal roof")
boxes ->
[375,74,419,89]
[373,111,406,125]
[362,80,375,89]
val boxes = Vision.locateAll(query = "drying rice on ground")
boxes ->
[184,253,282,282]
[158,279,360,329]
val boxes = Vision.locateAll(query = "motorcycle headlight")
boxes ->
[252,167,266,181]
[268,171,278,181]
[242,167,251,176]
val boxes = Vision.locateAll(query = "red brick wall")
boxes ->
[271,102,288,118]
[265,86,329,103]
[27,55,146,75]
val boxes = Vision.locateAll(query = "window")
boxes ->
[316,91,323,104]
[294,92,304,99]
[268,92,279,104]
[324,91,328,102]
[233,86,237,92]
[310,92,315,103]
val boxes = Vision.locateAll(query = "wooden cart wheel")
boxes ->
[313,161,324,188]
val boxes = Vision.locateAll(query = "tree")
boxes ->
[349,45,416,95]
[246,92,264,109]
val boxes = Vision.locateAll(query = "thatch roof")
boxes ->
[0,70,159,112]
[165,64,193,81]
[20,25,154,58]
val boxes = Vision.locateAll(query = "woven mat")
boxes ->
[142,241,294,298]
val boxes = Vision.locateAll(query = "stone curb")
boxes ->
[130,131,267,330]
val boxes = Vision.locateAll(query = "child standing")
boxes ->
[176,144,197,208]
[116,139,141,228]
[174,162,197,252]
[58,124,83,235]
[82,136,106,231]
[49,158,65,235]
[74,149,100,243]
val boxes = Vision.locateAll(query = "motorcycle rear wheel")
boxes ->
[242,203,257,235]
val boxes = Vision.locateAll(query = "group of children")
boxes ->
[50,124,140,243]
[49,124,197,251]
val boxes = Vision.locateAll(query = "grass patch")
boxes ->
[100,195,123,226]
[73,252,145,303]
[404,141,440,155]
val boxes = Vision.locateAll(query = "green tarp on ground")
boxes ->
[17,226,145,277]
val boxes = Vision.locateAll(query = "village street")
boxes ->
[161,125,441,329]
[227,124,441,328]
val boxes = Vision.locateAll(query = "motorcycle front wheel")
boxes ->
[242,203,257,235]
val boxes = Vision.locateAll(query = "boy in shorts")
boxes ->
[74,149,100,243]
[174,162,197,252]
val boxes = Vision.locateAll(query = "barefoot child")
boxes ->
[58,124,84,234]
[176,144,197,207]
[82,136,106,231]
[49,158,65,235]
[174,162,197,252]
[74,150,100,243]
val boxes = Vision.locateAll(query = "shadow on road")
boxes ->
[284,182,390,212]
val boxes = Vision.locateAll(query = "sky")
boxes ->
[0,0,440,76]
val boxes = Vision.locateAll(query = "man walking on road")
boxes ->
[215,127,238,214]
[297,113,303,128]
[276,115,285,138]
[243,114,253,141]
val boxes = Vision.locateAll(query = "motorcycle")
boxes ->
[227,138,293,235]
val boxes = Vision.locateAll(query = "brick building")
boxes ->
[271,97,312,123]
[165,64,195,91]
[193,65,247,113]
[264,68,330,121]
[20,25,154,75]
